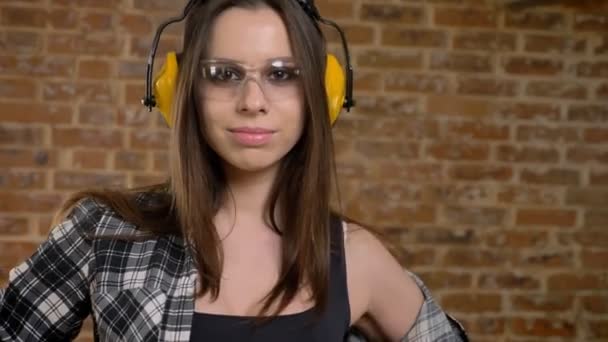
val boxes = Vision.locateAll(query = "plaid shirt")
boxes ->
[0,197,467,341]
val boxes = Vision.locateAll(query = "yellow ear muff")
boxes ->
[325,53,346,126]
[153,52,346,127]
[153,51,179,127]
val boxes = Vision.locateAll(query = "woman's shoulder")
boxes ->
[62,191,164,238]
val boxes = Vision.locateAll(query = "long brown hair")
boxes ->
[54,0,337,319]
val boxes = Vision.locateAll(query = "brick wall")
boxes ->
[0,0,606,341]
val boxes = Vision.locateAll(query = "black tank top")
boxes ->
[189,215,351,341]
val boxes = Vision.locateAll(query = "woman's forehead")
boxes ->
[207,6,294,65]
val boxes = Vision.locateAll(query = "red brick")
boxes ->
[430,52,493,73]
[381,28,447,47]
[415,227,476,245]
[353,72,383,92]
[0,241,39,270]
[518,252,573,269]
[48,8,78,29]
[0,78,37,99]
[511,294,573,312]
[152,151,168,172]
[524,34,586,54]
[521,168,580,186]
[117,60,146,80]
[0,30,43,54]
[1,7,47,28]
[78,59,113,79]
[516,125,580,143]
[431,183,494,205]
[566,147,608,164]
[578,61,608,78]
[0,56,75,77]
[356,49,422,69]
[316,1,355,19]
[354,141,419,160]
[516,209,577,227]
[496,145,559,163]
[584,210,608,229]
[52,128,124,148]
[129,36,182,59]
[72,150,107,169]
[325,24,374,45]
[0,192,62,213]
[566,188,608,207]
[427,96,492,117]
[582,295,608,314]
[446,121,510,140]
[0,149,57,168]
[590,171,608,185]
[113,151,148,171]
[0,125,45,146]
[0,170,46,190]
[584,128,608,143]
[526,81,587,100]
[347,202,436,226]
[52,0,120,8]
[443,206,506,226]
[426,142,489,161]
[394,248,436,267]
[568,104,608,122]
[0,216,29,235]
[130,131,170,150]
[442,293,502,313]
[371,162,443,182]
[510,318,575,337]
[503,57,563,76]
[78,105,117,125]
[80,12,114,32]
[456,78,518,97]
[548,274,605,291]
[360,4,424,24]
[434,7,497,27]
[417,271,472,289]
[54,171,125,190]
[0,102,72,124]
[119,14,152,35]
[47,33,124,57]
[478,272,541,290]
[564,230,608,248]
[598,83,608,99]
[386,74,449,94]
[42,81,114,103]
[448,164,513,182]
[574,13,608,32]
[460,317,505,335]
[132,0,182,11]
[485,230,548,248]
[589,320,608,339]
[498,186,562,206]
[505,11,566,30]
[582,250,608,269]
[453,32,516,52]
[494,102,560,122]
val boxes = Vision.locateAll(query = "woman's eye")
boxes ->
[268,68,299,82]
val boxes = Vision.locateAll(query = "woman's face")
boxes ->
[199,6,305,175]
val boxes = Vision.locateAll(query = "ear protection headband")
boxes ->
[141,0,355,127]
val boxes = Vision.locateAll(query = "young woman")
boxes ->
[0,0,467,341]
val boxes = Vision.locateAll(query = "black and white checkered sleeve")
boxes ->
[0,198,103,342]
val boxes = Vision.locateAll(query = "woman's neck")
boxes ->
[220,162,279,225]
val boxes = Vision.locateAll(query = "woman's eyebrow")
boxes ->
[204,56,296,64]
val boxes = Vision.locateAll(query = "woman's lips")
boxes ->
[228,127,275,146]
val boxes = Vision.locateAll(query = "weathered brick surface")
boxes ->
[1,0,607,340]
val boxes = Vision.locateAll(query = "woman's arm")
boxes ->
[0,198,101,341]
[346,223,468,342]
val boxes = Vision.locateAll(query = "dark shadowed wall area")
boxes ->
[0,0,607,341]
